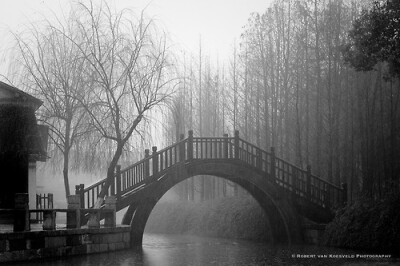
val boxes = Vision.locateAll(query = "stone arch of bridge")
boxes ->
[121,160,303,246]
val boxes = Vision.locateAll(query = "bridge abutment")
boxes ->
[124,199,159,246]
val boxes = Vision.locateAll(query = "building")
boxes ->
[0,81,47,220]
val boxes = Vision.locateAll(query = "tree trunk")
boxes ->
[63,151,71,198]
[94,143,123,208]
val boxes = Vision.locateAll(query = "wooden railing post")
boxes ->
[111,169,115,195]
[341,182,348,206]
[307,165,312,201]
[325,184,331,208]
[75,185,80,195]
[292,169,298,194]
[67,195,81,229]
[88,211,100,229]
[179,133,185,162]
[42,210,56,230]
[14,193,30,232]
[144,149,150,179]
[152,146,158,178]
[223,133,229,159]
[35,194,40,222]
[116,165,121,200]
[188,130,193,160]
[270,147,276,180]
[48,193,54,208]
[75,184,85,209]
[104,196,117,228]
[234,130,239,159]
[256,149,261,169]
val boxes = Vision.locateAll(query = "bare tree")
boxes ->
[69,1,176,206]
[14,13,91,199]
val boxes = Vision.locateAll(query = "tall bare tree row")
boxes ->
[167,0,400,201]
[234,0,400,200]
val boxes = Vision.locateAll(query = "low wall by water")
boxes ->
[0,226,131,263]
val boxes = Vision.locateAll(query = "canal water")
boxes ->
[15,233,398,265]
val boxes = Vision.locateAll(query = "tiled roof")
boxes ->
[0,81,42,109]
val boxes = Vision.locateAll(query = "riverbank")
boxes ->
[323,193,400,256]
[0,225,131,264]
[145,196,272,242]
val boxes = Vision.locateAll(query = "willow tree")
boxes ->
[70,1,175,206]
[14,13,91,199]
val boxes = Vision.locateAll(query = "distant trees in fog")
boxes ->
[168,0,400,201]
[9,0,399,203]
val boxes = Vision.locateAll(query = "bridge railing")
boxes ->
[190,131,343,208]
[154,137,186,173]
[236,137,272,173]
[77,130,345,210]
[79,137,189,209]
[119,155,148,195]
[232,131,343,208]
[192,136,235,160]
[272,151,342,208]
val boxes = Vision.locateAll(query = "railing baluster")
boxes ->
[133,166,136,185]
[126,169,128,190]
[169,148,172,167]
[195,139,198,158]
[130,167,133,187]
[91,189,94,208]
[203,140,206,159]
[170,146,174,166]
[162,150,165,169]
[163,150,170,168]
[203,139,206,159]
[218,139,222,158]
[270,147,276,180]
[306,165,311,201]
[210,139,212,158]
[126,169,129,189]
[188,130,193,160]
[209,139,211,158]
[116,165,121,199]
[341,183,347,206]
[152,146,158,178]
[234,131,239,159]
[179,134,185,162]
[139,163,144,185]
[130,168,133,187]
[223,134,228,159]
[174,145,178,165]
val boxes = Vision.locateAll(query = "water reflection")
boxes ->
[142,234,286,265]
[11,233,398,266]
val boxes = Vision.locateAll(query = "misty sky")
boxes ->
[0,0,272,64]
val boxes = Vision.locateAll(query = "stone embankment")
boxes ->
[0,225,131,263]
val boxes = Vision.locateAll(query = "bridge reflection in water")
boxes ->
[75,130,345,246]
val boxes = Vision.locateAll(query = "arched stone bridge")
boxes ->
[76,130,345,246]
